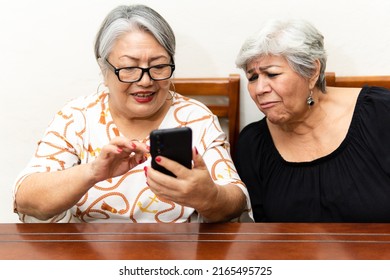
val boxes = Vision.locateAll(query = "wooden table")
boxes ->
[1,223,390,260]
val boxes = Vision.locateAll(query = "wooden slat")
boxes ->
[172,74,240,155]
[326,72,390,88]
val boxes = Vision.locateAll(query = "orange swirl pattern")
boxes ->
[14,91,251,223]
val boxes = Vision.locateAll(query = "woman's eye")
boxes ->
[248,74,258,82]
[267,73,279,78]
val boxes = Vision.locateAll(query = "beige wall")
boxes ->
[1,0,390,222]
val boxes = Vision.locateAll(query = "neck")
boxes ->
[110,100,171,141]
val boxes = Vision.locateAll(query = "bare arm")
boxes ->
[195,182,247,222]
[15,164,97,221]
[15,137,148,221]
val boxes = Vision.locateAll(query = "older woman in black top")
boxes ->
[235,19,390,222]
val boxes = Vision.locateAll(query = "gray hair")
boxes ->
[94,4,176,74]
[235,19,327,92]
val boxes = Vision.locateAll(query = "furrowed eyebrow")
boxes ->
[246,68,255,75]
[247,64,281,74]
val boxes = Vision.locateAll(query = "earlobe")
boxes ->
[97,57,104,68]
[101,72,108,87]
[97,58,109,86]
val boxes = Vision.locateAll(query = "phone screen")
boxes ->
[150,127,192,177]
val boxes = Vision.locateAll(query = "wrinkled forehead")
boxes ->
[246,55,287,74]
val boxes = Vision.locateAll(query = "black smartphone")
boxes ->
[150,127,192,177]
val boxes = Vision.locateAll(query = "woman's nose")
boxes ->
[254,77,271,94]
[136,70,153,85]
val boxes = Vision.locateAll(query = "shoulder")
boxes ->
[48,92,107,129]
[170,93,216,126]
[62,92,107,110]
[234,119,268,173]
[360,86,390,102]
[56,92,107,118]
[349,86,390,144]
[352,87,390,166]
[172,93,213,114]
[239,119,267,139]
[168,93,222,137]
[326,86,390,120]
[356,86,390,115]
[236,118,268,156]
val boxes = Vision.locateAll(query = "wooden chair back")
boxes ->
[172,74,240,155]
[325,72,390,88]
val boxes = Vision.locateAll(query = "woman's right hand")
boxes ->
[89,137,149,183]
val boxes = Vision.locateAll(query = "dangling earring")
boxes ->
[307,90,315,106]
[167,81,177,101]
[96,82,108,94]
[166,91,174,100]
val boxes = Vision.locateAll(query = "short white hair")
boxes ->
[94,5,176,75]
[236,19,327,92]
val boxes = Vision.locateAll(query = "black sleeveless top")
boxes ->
[235,86,390,222]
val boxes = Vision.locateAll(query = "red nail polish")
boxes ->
[144,166,148,175]
[155,156,161,163]
[195,147,198,155]
[131,143,136,149]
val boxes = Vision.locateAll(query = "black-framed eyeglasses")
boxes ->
[105,59,175,83]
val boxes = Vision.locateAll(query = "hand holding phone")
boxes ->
[150,127,192,177]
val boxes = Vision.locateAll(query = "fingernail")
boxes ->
[131,143,136,149]
[117,148,123,153]
[144,166,148,175]
[155,156,161,163]
[195,147,198,155]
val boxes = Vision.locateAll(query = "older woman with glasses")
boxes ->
[13,4,252,223]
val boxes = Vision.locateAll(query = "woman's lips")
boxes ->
[131,91,155,103]
[259,101,278,109]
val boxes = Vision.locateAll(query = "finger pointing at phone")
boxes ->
[90,137,149,183]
